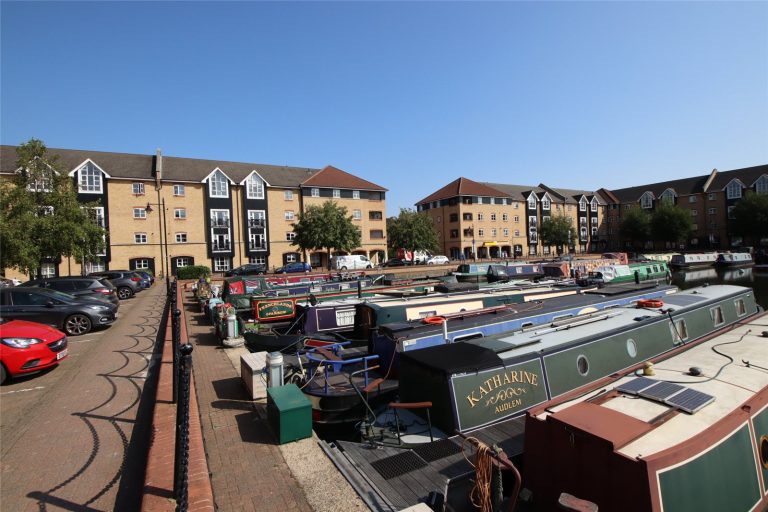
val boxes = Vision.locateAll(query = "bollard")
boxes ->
[174,343,194,511]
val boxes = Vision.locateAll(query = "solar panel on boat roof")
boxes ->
[665,388,715,414]
[664,294,705,306]
[616,377,658,395]
[638,381,685,401]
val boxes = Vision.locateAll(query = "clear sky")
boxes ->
[2,1,767,213]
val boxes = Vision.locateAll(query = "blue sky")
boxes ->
[2,1,767,212]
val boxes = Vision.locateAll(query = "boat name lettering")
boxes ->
[257,301,294,317]
[465,370,539,408]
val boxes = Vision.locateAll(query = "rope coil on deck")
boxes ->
[637,299,664,308]
[423,316,446,325]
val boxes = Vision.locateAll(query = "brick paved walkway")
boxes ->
[0,282,166,512]
[182,292,314,512]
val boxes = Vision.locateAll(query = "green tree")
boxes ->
[291,200,361,269]
[387,208,439,258]
[539,215,574,255]
[730,192,768,246]
[650,203,693,248]
[0,139,107,275]
[619,208,651,249]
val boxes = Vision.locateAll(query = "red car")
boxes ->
[0,319,68,384]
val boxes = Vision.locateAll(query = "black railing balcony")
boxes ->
[580,219,587,227]
[248,219,265,228]
[212,242,231,251]
[249,242,266,250]
[210,219,230,228]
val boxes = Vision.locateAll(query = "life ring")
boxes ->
[423,316,446,325]
[637,299,664,308]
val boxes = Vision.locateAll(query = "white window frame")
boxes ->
[541,197,550,211]
[132,182,145,195]
[285,210,295,221]
[209,170,229,198]
[133,207,147,219]
[175,257,191,268]
[284,190,293,200]
[133,259,150,270]
[590,198,598,212]
[134,233,148,244]
[503,228,509,237]
[579,198,587,211]
[353,190,360,199]
[514,230,520,237]
[176,233,188,243]
[490,213,497,221]
[726,180,742,199]
[40,262,56,278]
[478,228,484,237]
[249,256,266,265]
[286,232,296,241]
[213,257,230,272]
[174,208,187,220]
[311,187,320,198]
[333,189,340,198]
[502,213,508,222]
[688,195,697,203]
[173,184,185,196]
[478,213,484,221]
[755,175,768,194]
[78,163,103,194]
[640,192,653,209]
[246,175,264,199]
[353,209,362,220]
[528,195,537,210]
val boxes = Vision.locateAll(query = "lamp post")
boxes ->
[471,225,476,262]
[146,198,170,293]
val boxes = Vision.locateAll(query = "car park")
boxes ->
[22,276,120,306]
[426,255,450,265]
[135,271,154,287]
[224,263,266,277]
[88,271,144,299]
[0,286,118,336]
[275,262,312,274]
[0,319,68,384]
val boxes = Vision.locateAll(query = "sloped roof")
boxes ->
[301,165,387,191]
[482,182,545,201]
[538,184,606,205]
[607,174,710,203]
[417,177,510,204]
[1,145,154,179]
[708,164,768,191]
[160,155,319,186]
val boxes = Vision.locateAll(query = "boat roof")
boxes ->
[467,285,751,360]
[534,309,768,459]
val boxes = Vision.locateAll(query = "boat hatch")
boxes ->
[616,377,715,414]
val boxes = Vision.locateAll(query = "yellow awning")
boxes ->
[483,242,498,247]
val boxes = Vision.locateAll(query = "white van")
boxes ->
[331,255,373,270]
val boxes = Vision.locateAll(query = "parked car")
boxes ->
[381,258,411,267]
[330,255,373,270]
[224,263,266,277]
[135,271,154,287]
[275,262,312,274]
[21,276,120,306]
[426,255,450,265]
[0,287,118,336]
[0,319,68,384]
[88,271,144,299]
[0,277,21,287]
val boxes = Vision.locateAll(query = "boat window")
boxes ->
[418,311,437,319]
[760,435,768,469]
[452,333,484,343]
[626,338,637,358]
[735,299,747,317]
[577,355,589,376]
[335,309,355,327]
[521,322,534,328]
[646,267,652,274]
[670,319,689,344]
[709,306,724,327]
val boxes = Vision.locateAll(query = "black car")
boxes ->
[22,276,120,306]
[381,258,411,267]
[224,263,266,277]
[88,271,144,299]
[0,286,118,336]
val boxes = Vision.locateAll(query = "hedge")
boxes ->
[176,265,212,280]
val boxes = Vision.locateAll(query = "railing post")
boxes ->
[172,308,181,403]
[174,343,194,511]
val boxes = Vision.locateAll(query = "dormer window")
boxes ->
[755,175,768,195]
[541,196,550,210]
[726,180,742,199]
[640,192,654,209]
[246,175,264,199]
[579,198,587,211]
[659,189,676,203]
[590,197,598,212]
[209,170,228,198]
[78,162,103,193]
[527,195,537,210]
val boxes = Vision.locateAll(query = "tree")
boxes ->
[387,208,439,258]
[539,215,574,255]
[291,200,361,269]
[0,139,107,275]
[650,203,693,249]
[730,192,768,246]
[619,208,651,249]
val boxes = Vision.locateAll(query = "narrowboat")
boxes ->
[452,263,491,283]
[523,310,768,512]
[485,262,543,283]
[669,252,719,269]
[715,251,754,268]
[320,285,761,511]
[578,260,670,286]
[370,283,678,377]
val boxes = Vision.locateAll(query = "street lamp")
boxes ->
[146,198,170,292]
[470,224,476,262]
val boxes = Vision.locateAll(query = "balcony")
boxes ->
[211,219,231,228]
[369,212,383,221]
[212,241,231,252]
[249,242,267,251]
[248,219,265,228]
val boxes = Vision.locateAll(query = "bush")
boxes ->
[176,265,211,280]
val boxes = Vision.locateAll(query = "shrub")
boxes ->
[176,265,211,280]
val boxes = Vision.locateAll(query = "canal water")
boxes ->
[670,267,768,309]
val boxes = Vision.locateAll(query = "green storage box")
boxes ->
[266,384,312,444]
